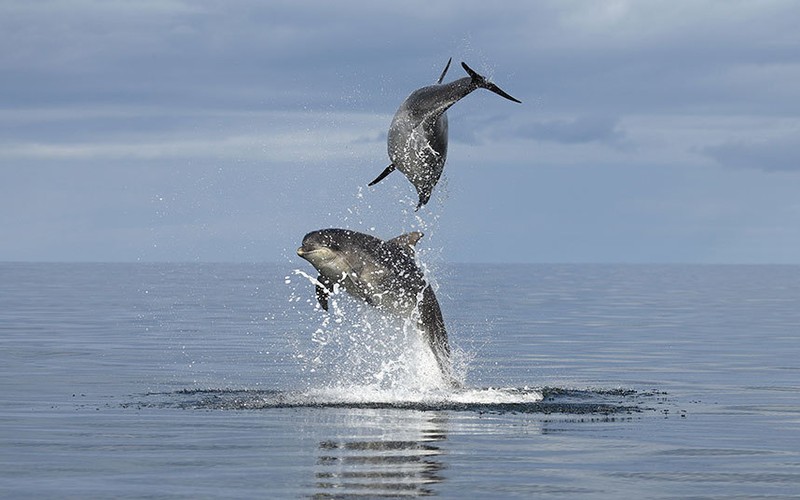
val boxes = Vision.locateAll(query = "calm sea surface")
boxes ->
[1,262,799,498]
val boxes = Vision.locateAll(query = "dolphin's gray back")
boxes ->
[401,77,475,125]
[335,232,427,310]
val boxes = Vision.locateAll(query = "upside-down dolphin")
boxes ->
[369,59,521,209]
[296,228,454,385]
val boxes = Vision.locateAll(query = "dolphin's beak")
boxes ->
[296,246,307,257]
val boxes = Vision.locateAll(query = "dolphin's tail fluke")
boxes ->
[368,164,396,186]
[461,62,522,104]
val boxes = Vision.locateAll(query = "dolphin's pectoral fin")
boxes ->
[419,285,454,385]
[388,231,424,256]
[316,284,329,311]
[368,164,396,186]
[437,57,452,84]
[461,61,522,104]
[315,275,332,311]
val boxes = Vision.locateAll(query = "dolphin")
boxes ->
[296,228,454,385]
[369,59,521,209]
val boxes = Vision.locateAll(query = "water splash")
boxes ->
[290,269,454,392]
[278,272,550,409]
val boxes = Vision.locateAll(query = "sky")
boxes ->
[1,0,799,264]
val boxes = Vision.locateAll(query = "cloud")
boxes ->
[0,107,389,163]
[704,137,800,173]
[450,113,625,152]
[3,0,800,263]
[512,114,624,145]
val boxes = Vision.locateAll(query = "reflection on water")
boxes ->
[313,411,448,498]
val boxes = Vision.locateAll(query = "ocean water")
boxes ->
[1,262,799,498]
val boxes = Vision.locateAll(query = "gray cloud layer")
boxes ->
[2,1,800,262]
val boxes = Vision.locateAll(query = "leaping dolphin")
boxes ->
[296,228,455,386]
[369,59,521,209]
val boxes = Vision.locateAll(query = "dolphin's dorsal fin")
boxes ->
[388,231,424,255]
[437,58,452,84]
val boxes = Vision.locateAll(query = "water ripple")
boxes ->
[128,386,655,415]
